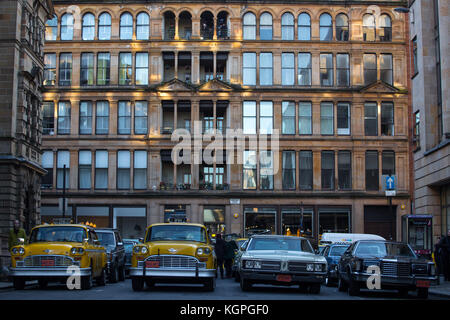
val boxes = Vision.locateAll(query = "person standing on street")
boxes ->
[224,238,238,278]
[214,234,225,279]
[437,230,450,281]
[8,220,27,251]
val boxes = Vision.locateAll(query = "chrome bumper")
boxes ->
[352,272,438,287]
[240,271,326,284]
[9,267,92,278]
[129,267,215,278]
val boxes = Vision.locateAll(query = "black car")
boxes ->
[96,229,126,283]
[337,240,437,298]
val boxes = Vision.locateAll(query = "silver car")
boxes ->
[238,235,327,294]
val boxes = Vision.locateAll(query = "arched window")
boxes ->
[259,12,272,40]
[163,11,176,40]
[45,15,57,41]
[179,11,192,40]
[98,12,111,40]
[200,11,214,40]
[136,12,150,40]
[281,13,294,40]
[336,13,349,41]
[243,12,256,40]
[298,13,311,40]
[379,14,392,41]
[120,12,133,40]
[217,11,230,40]
[60,13,74,40]
[319,13,333,41]
[363,14,376,41]
[82,13,95,40]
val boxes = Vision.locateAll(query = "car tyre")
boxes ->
[204,277,216,292]
[234,271,240,283]
[309,283,321,294]
[96,268,107,286]
[417,287,429,299]
[38,279,48,289]
[132,277,144,292]
[118,264,125,282]
[325,274,334,287]
[13,278,25,290]
[145,279,155,289]
[109,263,119,283]
[347,272,360,296]
[337,274,348,292]
[81,272,93,290]
[240,276,252,292]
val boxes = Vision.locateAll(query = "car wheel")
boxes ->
[234,272,240,283]
[145,279,155,289]
[398,288,409,297]
[204,277,216,292]
[337,274,348,292]
[132,277,144,292]
[38,279,48,289]
[417,287,429,299]
[118,264,125,282]
[13,278,25,290]
[325,274,333,287]
[96,268,107,286]
[347,271,360,296]
[309,283,321,294]
[109,264,118,283]
[81,272,93,290]
[240,276,252,292]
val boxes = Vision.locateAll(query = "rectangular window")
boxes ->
[282,53,295,85]
[321,102,334,135]
[97,53,110,85]
[412,37,418,75]
[95,150,108,189]
[320,53,333,86]
[259,101,273,134]
[298,53,312,86]
[299,151,313,190]
[41,151,53,189]
[119,52,132,85]
[282,151,296,190]
[380,54,393,85]
[58,53,72,86]
[96,101,109,135]
[336,54,350,87]
[134,150,147,189]
[364,54,377,85]
[364,102,378,136]
[243,150,257,190]
[42,102,54,135]
[78,150,92,189]
[260,151,273,190]
[56,150,70,189]
[135,53,148,85]
[321,151,335,190]
[337,102,350,135]
[365,151,379,191]
[413,111,420,149]
[243,53,256,86]
[382,151,395,175]
[80,53,94,86]
[259,53,273,86]
[134,101,148,134]
[338,151,351,190]
[299,102,312,135]
[57,101,71,135]
[381,102,394,136]
[243,101,257,134]
[117,150,131,189]
[282,101,296,134]
[118,101,131,134]
[79,101,92,135]
[43,53,56,86]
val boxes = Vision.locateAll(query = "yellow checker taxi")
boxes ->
[130,223,217,291]
[9,224,107,290]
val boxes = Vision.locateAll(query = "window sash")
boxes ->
[299,151,313,190]
[321,103,334,135]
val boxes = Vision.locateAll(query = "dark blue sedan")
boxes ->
[320,243,350,286]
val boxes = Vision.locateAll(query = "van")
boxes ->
[319,233,385,246]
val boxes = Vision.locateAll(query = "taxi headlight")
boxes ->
[133,246,141,254]
[197,247,211,255]
[307,263,314,272]
[18,247,25,255]
[12,248,19,255]
[70,247,84,255]
[140,247,148,254]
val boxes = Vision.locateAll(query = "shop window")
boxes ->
[244,207,276,237]
[319,208,350,234]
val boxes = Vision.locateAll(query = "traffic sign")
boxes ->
[385,175,396,190]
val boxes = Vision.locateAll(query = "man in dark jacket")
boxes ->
[214,234,225,279]
[437,230,450,281]
[224,238,238,278]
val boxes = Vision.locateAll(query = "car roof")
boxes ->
[356,240,406,245]
[95,228,119,232]
[250,235,307,240]
[148,223,206,228]
[33,224,93,231]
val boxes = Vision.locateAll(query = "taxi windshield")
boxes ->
[247,238,314,253]
[146,225,207,243]
[29,226,86,243]
[355,241,416,258]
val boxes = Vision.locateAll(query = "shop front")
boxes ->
[203,206,226,235]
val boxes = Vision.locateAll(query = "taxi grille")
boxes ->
[23,255,74,267]
[381,262,411,277]
[145,255,203,269]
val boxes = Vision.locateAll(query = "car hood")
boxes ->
[23,242,80,256]
[243,250,326,263]
[147,241,208,256]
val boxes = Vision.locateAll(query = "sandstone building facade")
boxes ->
[40,0,412,244]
